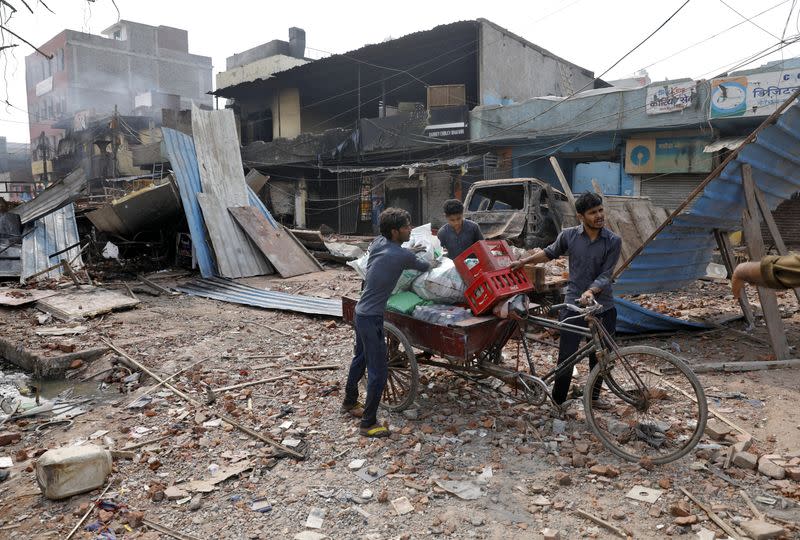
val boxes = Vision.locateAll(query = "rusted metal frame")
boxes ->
[613,87,800,279]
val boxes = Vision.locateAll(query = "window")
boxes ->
[467,184,526,212]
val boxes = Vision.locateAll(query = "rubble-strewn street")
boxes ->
[0,270,798,540]
[3,3,800,539]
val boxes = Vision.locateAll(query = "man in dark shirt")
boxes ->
[342,208,432,437]
[437,199,484,259]
[511,192,622,407]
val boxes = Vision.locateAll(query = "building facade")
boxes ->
[25,20,212,176]
[214,19,599,233]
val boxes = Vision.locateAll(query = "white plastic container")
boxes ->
[35,444,112,500]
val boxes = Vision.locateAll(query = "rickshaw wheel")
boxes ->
[359,322,419,412]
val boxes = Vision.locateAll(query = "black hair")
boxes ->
[443,199,464,216]
[379,207,411,239]
[575,192,603,215]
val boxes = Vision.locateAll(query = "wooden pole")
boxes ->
[741,164,789,360]
[714,229,755,327]
[751,182,800,303]
[613,87,800,279]
[549,156,576,209]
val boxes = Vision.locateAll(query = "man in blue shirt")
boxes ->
[437,199,484,259]
[342,208,432,437]
[511,192,622,407]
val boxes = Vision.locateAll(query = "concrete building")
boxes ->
[214,19,600,233]
[0,137,34,202]
[25,19,212,168]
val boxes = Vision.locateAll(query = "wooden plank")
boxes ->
[549,157,576,208]
[714,229,755,326]
[197,193,272,279]
[741,164,789,360]
[752,182,800,303]
[681,359,800,373]
[229,206,321,278]
[36,286,140,321]
[191,106,272,278]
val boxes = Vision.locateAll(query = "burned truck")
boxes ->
[463,178,577,249]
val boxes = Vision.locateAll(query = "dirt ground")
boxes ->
[0,267,799,540]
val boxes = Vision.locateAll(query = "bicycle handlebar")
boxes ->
[550,298,601,314]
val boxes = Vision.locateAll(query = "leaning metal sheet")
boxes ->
[21,203,83,282]
[191,106,272,278]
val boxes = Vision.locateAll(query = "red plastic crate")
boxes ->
[454,240,516,286]
[464,267,534,315]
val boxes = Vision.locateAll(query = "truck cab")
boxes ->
[463,178,577,249]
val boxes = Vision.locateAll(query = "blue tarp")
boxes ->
[614,297,711,334]
[616,100,800,294]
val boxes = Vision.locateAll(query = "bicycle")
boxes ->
[522,299,708,465]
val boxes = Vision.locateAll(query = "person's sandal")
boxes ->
[340,401,364,418]
[359,425,390,438]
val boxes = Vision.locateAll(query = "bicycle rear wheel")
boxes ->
[584,345,707,464]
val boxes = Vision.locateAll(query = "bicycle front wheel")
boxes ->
[584,345,707,465]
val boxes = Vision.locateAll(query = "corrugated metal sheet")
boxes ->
[616,100,800,294]
[11,168,86,225]
[614,298,711,334]
[161,127,216,278]
[21,203,83,282]
[176,277,342,317]
[191,106,272,278]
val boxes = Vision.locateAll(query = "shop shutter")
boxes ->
[639,174,706,212]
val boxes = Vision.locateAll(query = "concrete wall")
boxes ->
[471,80,711,141]
[478,20,595,106]
[217,55,308,91]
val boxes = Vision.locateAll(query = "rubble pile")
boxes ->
[0,268,797,538]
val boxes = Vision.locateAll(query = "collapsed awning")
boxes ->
[615,98,800,294]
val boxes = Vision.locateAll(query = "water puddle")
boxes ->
[0,359,119,423]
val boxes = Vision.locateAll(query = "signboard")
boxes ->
[646,81,696,115]
[710,69,800,118]
[625,136,712,174]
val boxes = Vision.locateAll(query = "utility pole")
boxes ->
[111,104,119,178]
[39,131,48,185]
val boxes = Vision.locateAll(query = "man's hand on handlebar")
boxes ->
[579,289,595,306]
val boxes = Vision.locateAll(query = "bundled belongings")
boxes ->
[411,257,466,304]
[412,304,472,325]
[348,223,445,295]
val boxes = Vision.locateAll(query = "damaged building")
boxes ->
[214,20,601,233]
[25,20,212,183]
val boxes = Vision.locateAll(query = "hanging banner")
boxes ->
[645,81,696,115]
[626,136,712,174]
[710,69,800,118]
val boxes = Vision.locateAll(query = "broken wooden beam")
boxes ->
[212,374,291,393]
[680,487,743,540]
[101,338,305,460]
[574,509,628,538]
[680,359,800,373]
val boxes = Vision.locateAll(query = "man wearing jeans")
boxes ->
[511,192,622,408]
[342,208,432,437]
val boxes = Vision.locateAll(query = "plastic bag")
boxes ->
[348,224,443,294]
[386,291,430,315]
[412,257,466,304]
[402,223,442,264]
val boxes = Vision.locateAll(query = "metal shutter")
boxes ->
[639,175,706,212]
